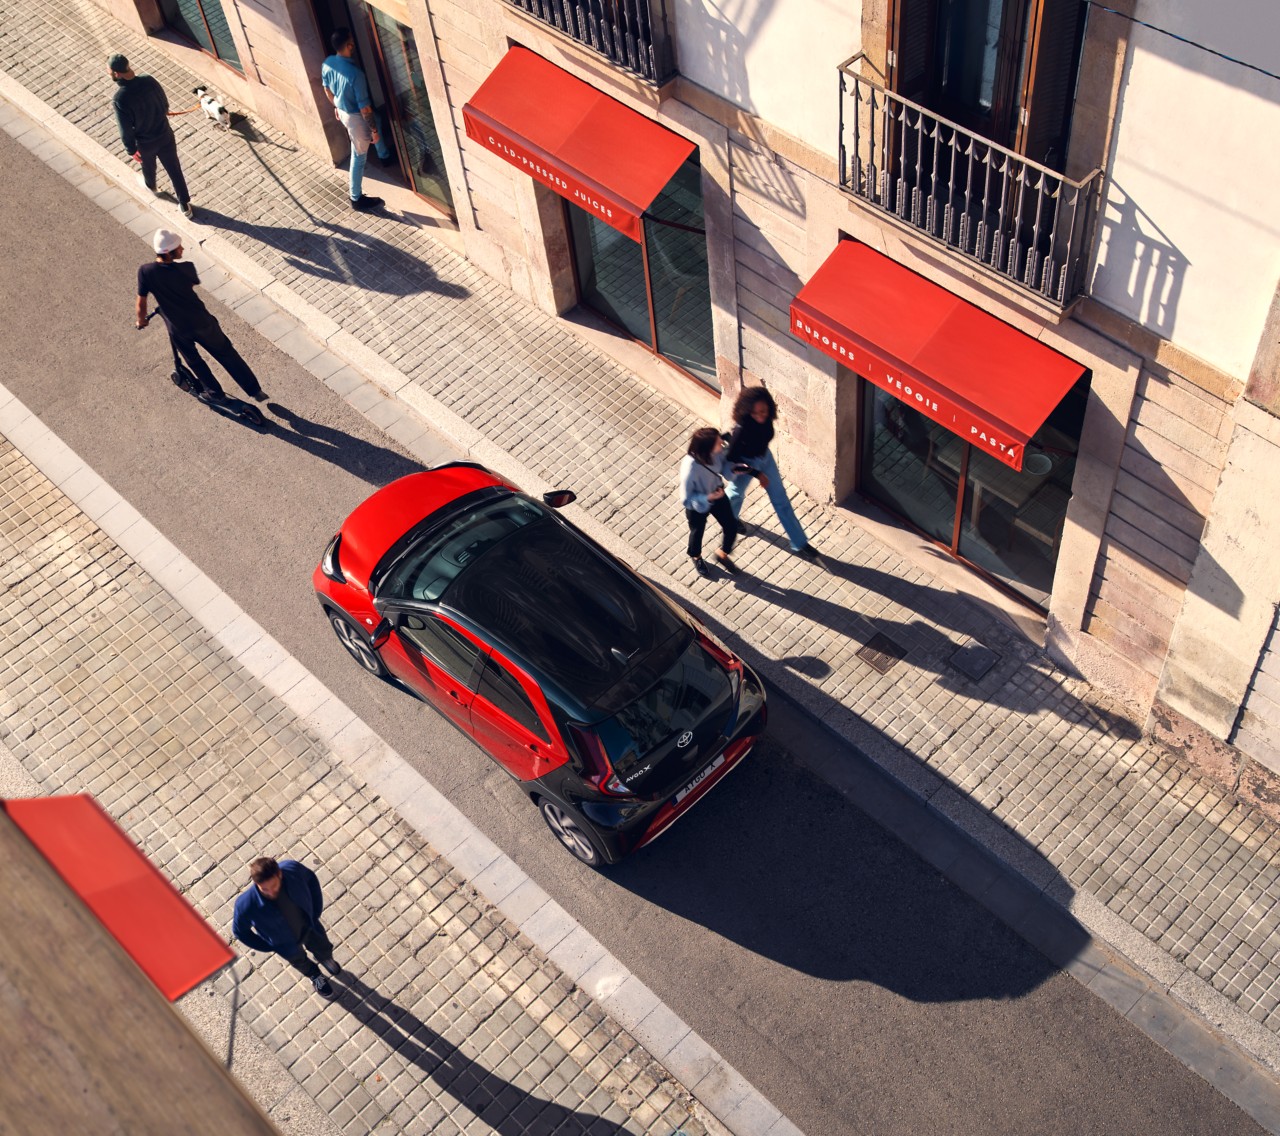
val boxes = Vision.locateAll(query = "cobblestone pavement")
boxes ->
[2,0,1280,1105]
[0,433,730,1136]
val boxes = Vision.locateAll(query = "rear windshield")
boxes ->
[442,507,689,711]
[594,642,730,778]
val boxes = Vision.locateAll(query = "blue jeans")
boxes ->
[725,448,809,551]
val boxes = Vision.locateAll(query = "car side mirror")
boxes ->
[542,489,576,509]
[369,618,392,649]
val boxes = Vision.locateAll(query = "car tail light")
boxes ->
[320,533,345,583]
[697,631,742,698]
[569,725,630,796]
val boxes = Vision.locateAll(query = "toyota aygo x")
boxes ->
[313,463,766,866]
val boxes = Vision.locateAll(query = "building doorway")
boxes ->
[309,0,454,218]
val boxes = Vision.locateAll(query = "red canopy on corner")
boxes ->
[4,795,234,1001]
[462,46,695,241]
[790,241,1085,470]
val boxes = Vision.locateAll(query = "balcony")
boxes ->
[838,59,1102,309]
[505,0,675,84]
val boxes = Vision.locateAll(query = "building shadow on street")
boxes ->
[263,402,421,487]
[332,973,635,1135]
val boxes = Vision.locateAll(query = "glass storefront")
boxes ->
[566,155,717,389]
[365,7,454,217]
[859,376,1088,607]
[159,0,242,71]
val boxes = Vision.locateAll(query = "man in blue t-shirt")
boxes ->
[321,29,392,212]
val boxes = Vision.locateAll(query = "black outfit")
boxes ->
[686,496,739,558]
[114,75,190,207]
[274,891,334,979]
[725,416,773,463]
[138,261,263,400]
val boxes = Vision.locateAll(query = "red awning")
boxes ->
[790,241,1085,470]
[462,46,695,241]
[4,796,234,1001]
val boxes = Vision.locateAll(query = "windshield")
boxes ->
[379,494,544,603]
[594,642,730,778]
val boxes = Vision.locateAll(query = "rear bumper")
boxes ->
[575,691,767,864]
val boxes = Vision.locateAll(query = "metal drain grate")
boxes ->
[856,632,908,674]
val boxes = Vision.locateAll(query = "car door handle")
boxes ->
[447,689,462,701]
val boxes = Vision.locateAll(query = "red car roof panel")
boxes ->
[338,467,505,584]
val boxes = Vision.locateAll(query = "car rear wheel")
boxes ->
[538,800,605,867]
[328,610,388,678]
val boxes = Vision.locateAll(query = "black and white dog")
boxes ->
[193,86,231,130]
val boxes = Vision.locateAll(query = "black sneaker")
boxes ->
[319,957,341,977]
[692,557,710,578]
[793,544,819,561]
[249,390,268,402]
[312,975,334,998]
[350,194,384,212]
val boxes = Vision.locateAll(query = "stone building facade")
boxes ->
[90,0,1280,788]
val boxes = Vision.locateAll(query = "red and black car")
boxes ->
[313,463,766,866]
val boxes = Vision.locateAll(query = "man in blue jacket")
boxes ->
[232,858,341,998]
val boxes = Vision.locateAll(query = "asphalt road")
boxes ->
[0,126,1261,1136]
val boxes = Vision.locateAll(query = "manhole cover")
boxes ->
[949,642,999,681]
[856,632,908,674]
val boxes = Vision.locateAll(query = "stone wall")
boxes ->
[1082,363,1231,679]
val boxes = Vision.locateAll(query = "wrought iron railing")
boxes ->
[507,0,675,83]
[838,58,1102,307]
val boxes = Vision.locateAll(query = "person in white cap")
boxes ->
[136,229,266,404]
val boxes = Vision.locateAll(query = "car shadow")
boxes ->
[606,736,1085,1003]
[332,973,635,1135]
[263,403,422,487]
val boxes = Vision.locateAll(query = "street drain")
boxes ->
[949,642,999,681]
[856,632,907,674]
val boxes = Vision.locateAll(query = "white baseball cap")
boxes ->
[153,228,182,254]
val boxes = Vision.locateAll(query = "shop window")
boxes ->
[859,375,1088,608]
[567,155,716,389]
[158,0,242,73]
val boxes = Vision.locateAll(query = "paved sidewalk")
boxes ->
[3,0,1280,1108]
[0,426,741,1136]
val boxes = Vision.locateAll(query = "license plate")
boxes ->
[674,753,725,805]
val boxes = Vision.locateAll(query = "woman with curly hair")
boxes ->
[724,386,817,559]
[679,426,740,577]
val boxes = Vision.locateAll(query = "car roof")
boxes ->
[441,513,690,719]
[338,466,506,584]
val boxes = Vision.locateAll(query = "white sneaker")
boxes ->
[180,202,194,219]
[136,172,158,195]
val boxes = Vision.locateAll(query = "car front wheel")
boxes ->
[538,800,605,867]
[328,610,388,678]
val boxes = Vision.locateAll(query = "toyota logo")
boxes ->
[676,730,694,749]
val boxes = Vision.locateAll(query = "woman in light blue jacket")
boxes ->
[679,427,741,577]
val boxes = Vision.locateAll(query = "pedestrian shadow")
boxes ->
[263,403,421,487]
[193,209,469,299]
[332,973,635,1135]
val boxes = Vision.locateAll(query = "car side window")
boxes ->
[476,656,549,741]
[397,614,482,683]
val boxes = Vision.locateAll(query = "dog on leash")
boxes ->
[193,86,231,130]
